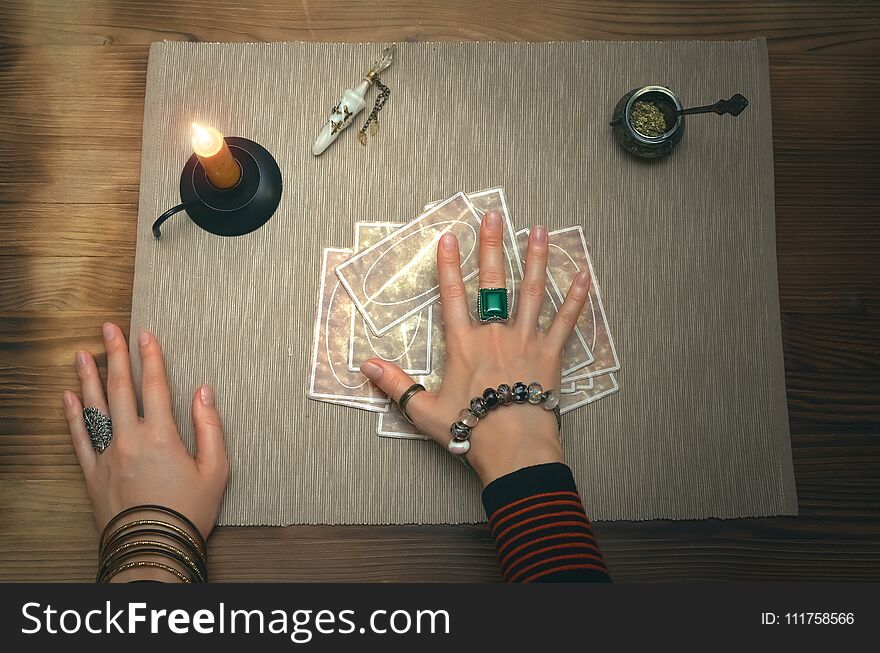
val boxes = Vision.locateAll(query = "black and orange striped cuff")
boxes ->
[482,463,611,583]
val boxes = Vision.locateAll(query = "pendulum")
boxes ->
[312,45,395,155]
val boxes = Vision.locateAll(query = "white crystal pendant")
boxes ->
[312,82,368,155]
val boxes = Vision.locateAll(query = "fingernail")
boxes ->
[102,322,115,340]
[138,330,151,347]
[532,225,547,244]
[76,351,88,368]
[440,233,456,252]
[575,270,590,287]
[484,211,501,228]
[200,384,215,406]
[63,391,75,408]
[360,361,383,381]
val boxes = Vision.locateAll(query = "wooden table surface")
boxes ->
[1,1,879,582]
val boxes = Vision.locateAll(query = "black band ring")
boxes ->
[397,383,426,425]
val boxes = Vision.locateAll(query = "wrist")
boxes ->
[466,406,564,486]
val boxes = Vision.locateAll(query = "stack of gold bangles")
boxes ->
[97,505,207,583]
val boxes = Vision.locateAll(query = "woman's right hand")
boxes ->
[360,211,591,486]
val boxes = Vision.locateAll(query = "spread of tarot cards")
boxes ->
[307,187,620,440]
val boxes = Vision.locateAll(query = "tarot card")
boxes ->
[544,226,621,379]
[335,192,482,336]
[377,403,429,439]
[347,222,433,375]
[515,229,594,376]
[558,373,619,415]
[464,187,526,282]
[308,248,389,411]
[562,377,593,392]
[424,187,525,309]
[377,313,446,440]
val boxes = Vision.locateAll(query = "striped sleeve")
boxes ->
[482,462,611,583]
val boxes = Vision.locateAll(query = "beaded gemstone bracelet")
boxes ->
[448,381,561,455]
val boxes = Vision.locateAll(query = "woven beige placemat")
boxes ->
[130,39,796,525]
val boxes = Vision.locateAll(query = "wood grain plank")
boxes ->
[0,154,143,204]
[785,369,880,430]
[774,153,880,207]
[782,313,880,371]
[770,56,880,153]
[0,257,134,311]
[775,206,879,255]
[2,1,879,54]
[0,205,137,257]
[777,254,880,314]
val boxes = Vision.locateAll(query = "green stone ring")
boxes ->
[477,287,509,323]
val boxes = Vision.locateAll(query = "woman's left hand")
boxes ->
[62,323,229,540]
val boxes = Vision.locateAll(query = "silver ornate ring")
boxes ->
[83,407,113,453]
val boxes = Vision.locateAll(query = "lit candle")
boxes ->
[191,122,241,189]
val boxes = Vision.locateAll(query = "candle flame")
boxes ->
[191,122,223,157]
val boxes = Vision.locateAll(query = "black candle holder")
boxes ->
[152,136,283,238]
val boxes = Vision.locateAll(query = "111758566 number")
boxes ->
[788,613,854,625]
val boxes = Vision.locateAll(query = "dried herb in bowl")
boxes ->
[629,101,667,138]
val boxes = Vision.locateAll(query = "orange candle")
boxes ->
[191,122,241,189]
